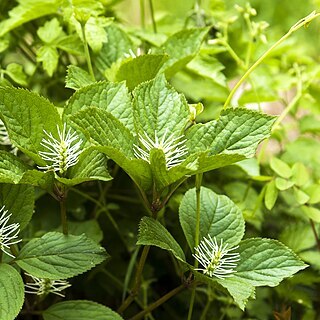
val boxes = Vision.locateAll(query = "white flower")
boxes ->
[193,235,240,279]
[38,124,82,175]
[124,48,151,59]
[133,129,188,169]
[0,205,21,258]
[25,273,71,297]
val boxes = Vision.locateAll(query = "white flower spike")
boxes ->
[133,129,188,169]
[25,273,71,297]
[0,205,21,258]
[193,235,240,279]
[38,124,82,175]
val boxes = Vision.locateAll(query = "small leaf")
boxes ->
[16,232,109,279]
[37,18,62,43]
[43,300,124,320]
[64,220,103,243]
[275,177,294,191]
[5,63,27,86]
[305,184,320,204]
[137,216,186,262]
[292,162,309,186]
[65,65,94,90]
[37,45,59,76]
[179,187,245,250]
[293,187,310,205]
[265,180,278,210]
[234,238,307,287]
[301,206,320,223]
[0,264,24,320]
[270,158,292,179]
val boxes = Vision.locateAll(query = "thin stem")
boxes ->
[309,219,320,251]
[140,0,145,29]
[130,284,185,320]
[200,295,212,320]
[148,0,157,33]
[187,289,196,320]
[80,23,95,81]
[60,195,68,235]
[223,11,320,110]
[118,246,151,314]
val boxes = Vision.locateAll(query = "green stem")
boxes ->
[118,245,151,314]
[200,295,212,320]
[80,23,95,81]
[223,11,320,110]
[130,284,185,320]
[187,289,196,320]
[309,219,320,252]
[140,0,145,29]
[60,194,68,235]
[148,0,157,33]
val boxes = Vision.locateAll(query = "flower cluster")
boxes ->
[133,129,188,169]
[25,273,71,297]
[0,205,21,258]
[38,124,82,175]
[193,235,240,279]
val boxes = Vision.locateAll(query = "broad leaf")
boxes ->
[43,300,124,320]
[20,170,55,191]
[0,87,62,163]
[65,81,133,130]
[0,264,24,320]
[16,232,109,279]
[159,28,209,78]
[234,238,307,287]
[37,18,62,44]
[65,65,94,90]
[179,187,245,250]
[5,63,27,86]
[137,216,186,262]
[0,184,35,230]
[37,45,59,76]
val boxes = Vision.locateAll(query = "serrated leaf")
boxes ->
[234,238,307,287]
[37,45,59,76]
[20,170,55,191]
[0,264,24,320]
[37,18,62,43]
[0,87,62,163]
[65,65,94,90]
[16,232,109,279]
[0,0,61,37]
[95,24,133,73]
[5,63,27,86]
[43,300,124,320]
[159,28,209,78]
[114,54,168,90]
[133,75,189,137]
[291,162,309,186]
[301,206,320,222]
[55,34,84,55]
[0,184,34,230]
[57,148,112,187]
[0,151,29,184]
[265,180,278,210]
[275,177,294,191]
[293,187,310,205]
[179,187,245,250]
[65,81,133,130]
[137,216,186,262]
[185,108,275,158]
[270,158,292,179]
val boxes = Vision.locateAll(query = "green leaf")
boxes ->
[299,251,320,271]
[264,180,278,210]
[95,24,133,73]
[234,238,307,287]
[0,151,29,184]
[37,45,59,77]
[114,54,168,90]
[5,63,27,86]
[20,170,55,191]
[137,217,186,262]
[293,187,310,205]
[16,232,109,279]
[275,177,294,191]
[43,300,124,320]
[270,158,292,179]
[57,148,112,187]
[305,184,320,204]
[133,75,189,137]
[179,187,245,250]
[159,28,209,78]
[0,87,62,163]
[55,35,84,55]
[291,162,309,186]
[37,18,62,44]
[65,220,103,243]
[0,184,35,230]
[0,264,24,320]
[185,108,275,158]
[301,206,320,223]
[65,81,133,131]
[217,277,255,311]
[65,65,94,90]
[0,0,62,37]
